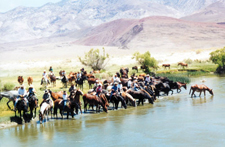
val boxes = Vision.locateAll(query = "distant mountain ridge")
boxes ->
[0,0,225,43]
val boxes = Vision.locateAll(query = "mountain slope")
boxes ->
[75,16,225,51]
[181,1,225,22]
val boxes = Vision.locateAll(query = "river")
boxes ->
[0,75,225,146]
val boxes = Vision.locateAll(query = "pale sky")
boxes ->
[0,0,62,13]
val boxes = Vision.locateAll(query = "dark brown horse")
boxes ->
[177,82,187,92]
[162,64,170,69]
[73,89,84,114]
[27,76,33,85]
[88,78,97,89]
[53,98,79,119]
[132,66,138,72]
[178,62,188,68]
[127,89,154,105]
[189,84,213,98]
[18,76,24,85]
[83,94,108,113]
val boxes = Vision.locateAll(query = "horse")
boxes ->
[155,82,173,97]
[27,93,38,119]
[61,75,68,88]
[178,62,188,68]
[110,92,127,110]
[0,90,18,110]
[162,64,170,69]
[27,76,33,86]
[140,65,147,70]
[53,97,80,119]
[41,78,50,88]
[88,78,97,89]
[39,102,52,124]
[49,74,56,87]
[68,72,76,85]
[127,89,154,105]
[121,92,136,107]
[18,76,24,85]
[15,96,29,123]
[75,76,87,90]
[73,89,84,114]
[189,84,213,98]
[48,89,63,101]
[120,67,129,78]
[167,81,181,93]
[132,66,138,72]
[120,78,129,87]
[83,94,108,113]
[177,82,187,92]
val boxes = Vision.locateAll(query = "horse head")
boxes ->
[141,90,154,104]
[208,89,214,96]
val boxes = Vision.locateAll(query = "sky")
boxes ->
[0,0,62,13]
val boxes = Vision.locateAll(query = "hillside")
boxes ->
[75,16,225,51]
[181,1,225,22]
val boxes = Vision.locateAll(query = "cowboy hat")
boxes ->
[146,74,150,76]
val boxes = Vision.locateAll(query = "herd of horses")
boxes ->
[162,62,188,69]
[0,66,214,124]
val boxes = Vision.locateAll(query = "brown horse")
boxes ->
[121,92,136,107]
[27,76,33,85]
[177,82,187,92]
[189,84,213,98]
[67,72,76,85]
[83,93,108,113]
[132,66,138,72]
[49,75,56,87]
[48,89,63,101]
[162,64,170,69]
[18,76,24,85]
[178,62,188,68]
[88,78,97,89]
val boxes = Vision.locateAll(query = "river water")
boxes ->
[0,75,225,146]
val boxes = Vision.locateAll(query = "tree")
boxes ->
[210,47,225,73]
[79,48,109,70]
[132,51,158,73]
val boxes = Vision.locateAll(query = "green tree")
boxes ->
[79,48,109,70]
[132,51,158,73]
[210,47,225,73]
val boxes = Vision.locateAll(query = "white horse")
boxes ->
[0,90,18,110]
[39,102,52,124]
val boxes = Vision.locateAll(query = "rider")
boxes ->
[27,85,38,108]
[49,66,53,72]
[117,81,123,93]
[40,90,52,107]
[93,80,102,92]
[96,84,102,97]
[41,70,50,85]
[127,78,132,89]
[80,68,84,74]
[63,91,68,110]
[69,84,76,96]
[14,84,28,111]
[133,80,140,91]
[77,72,81,81]
[113,74,120,83]
[109,82,118,101]
[145,74,150,86]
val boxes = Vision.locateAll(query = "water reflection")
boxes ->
[191,96,214,106]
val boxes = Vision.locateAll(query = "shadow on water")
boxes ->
[191,95,214,106]
[10,113,34,124]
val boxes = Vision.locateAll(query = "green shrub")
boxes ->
[2,83,15,91]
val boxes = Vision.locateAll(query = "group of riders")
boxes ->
[14,66,152,112]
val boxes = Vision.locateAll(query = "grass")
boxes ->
[0,61,218,123]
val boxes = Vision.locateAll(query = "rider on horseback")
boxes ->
[96,84,102,97]
[27,85,38,108]
[41,70,50,85]
[145,74,150,86]
[40,90,52,107]
[49,66,53,72]
[77,72,81,81]
[109,82,118,101]
[14,84,28,111]
[63,91,68,110]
